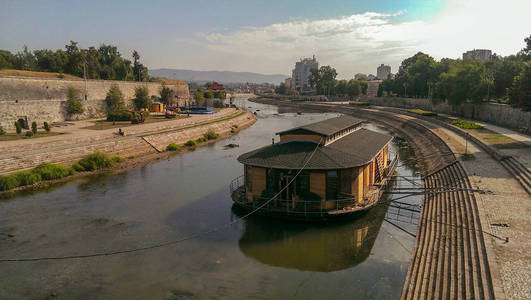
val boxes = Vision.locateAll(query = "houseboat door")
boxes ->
[280,174,295,203]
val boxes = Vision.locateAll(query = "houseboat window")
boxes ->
[246,166,252,191]
[326,170,338,200]
[296,171,309,194]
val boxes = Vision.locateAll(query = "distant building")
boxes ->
[354,73,368,80]
[462,49,492,62]
[284,78,295,91]
[367,80,382,98]
[367,74,376,81]
[292,56,319,92]
[377,64,391,80]
[208,82,225,91]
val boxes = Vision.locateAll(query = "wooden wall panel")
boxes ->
[310,172,326,201]
[352,167,364,202]
[251,167,266,196]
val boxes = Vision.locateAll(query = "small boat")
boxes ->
[230,115,398,221]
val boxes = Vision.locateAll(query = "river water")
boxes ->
[0,99,422,299]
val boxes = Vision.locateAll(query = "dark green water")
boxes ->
[0,99,421,299]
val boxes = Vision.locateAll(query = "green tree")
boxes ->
[64,41,84,77]
[31,121,38,134]
[194,89,205,105]
[217,91,226,100]
[159,86,175,105]
[335,80,348,95]
[14,45,37,70]
[308,68,320,91]
[346,79,361,99]
[205,91,215,99]
[508,61,531,110]
[66,87,84,116]
[133,86,151,110]
[319,66,338,96]
[105,84,126,113]
[359,80,368,95]
[0,50,17,69]
[377,84,383,97]
[132,50,148,82]
[275,82,288,94]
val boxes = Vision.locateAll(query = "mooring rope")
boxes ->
[0,139,323,262]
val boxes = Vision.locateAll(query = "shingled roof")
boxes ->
[238,128,392,170]
[276,115,364,137]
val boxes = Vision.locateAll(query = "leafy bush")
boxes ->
[43,122,51,132]
[0,126,5,135]
[33,163,71,180]
[14,170,41,186]
[72,162,85,172]
[232,124,238,128]
[31,121,38,134]
[25,131,34,137]
[66,87,84,116]
[0,175,19,191]
[111,155,124,163]
[450,120,483,129]
[166,143,181,151]
[14,121,22,134]
[107,110,132,121]
[408,109,437,116]
[205,130,219,140]
[196,137,207,143]
[78,152,113,171]
[231,128,236,133]
[185,140,197,147]
[133,86,151,110]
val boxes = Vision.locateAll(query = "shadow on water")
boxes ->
[234,200,390,272]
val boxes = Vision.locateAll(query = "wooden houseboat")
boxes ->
[230,115,398,220]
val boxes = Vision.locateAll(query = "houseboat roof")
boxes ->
[238,128,392,170]
[276,115,363,137]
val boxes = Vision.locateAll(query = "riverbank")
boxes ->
[0,109,256,196]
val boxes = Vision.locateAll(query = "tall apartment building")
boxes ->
[462,49,492,61]
[377,64,391,80]
[292,56,318,92]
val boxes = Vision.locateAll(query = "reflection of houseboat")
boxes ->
[230,115,398,220]
[234,198,390,271]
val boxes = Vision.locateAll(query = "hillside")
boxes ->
[149,68,288,84]
[0,69,82,80]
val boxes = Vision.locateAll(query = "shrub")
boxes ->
[0,175,19,191]
[232,124,238,128]
[196,137,207,143]
[166,143,181,151]
[111,155,124,163]
[0,126,5,135]
[408,109,437,116]
[450,120,483,129]
[185,140,197,147]
[107,110,132,121]
[66,87,84,116]
[133,86,151,110]
[25,131,34,137]
[14,170,42,186]
[231,128,236,133]
[72,162,85,172]
[78,152,113,171]
[33,163,71,180]
[31,121,38,134]
[205,130,219,140]
[43,122,51,132]
[14,121,22,134]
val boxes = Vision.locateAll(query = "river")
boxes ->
[0,98,421,299]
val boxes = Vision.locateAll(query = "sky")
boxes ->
[1,0,530,78]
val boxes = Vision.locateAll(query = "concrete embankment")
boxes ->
[0,109,256,175]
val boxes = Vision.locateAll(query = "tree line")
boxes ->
[275,65,369,98]
[0,41,149,81]
[379,35,531,110]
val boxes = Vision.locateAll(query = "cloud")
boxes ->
[191,0,530,77]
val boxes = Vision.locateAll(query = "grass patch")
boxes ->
[33,163,72,180]
[205,130,219,140]
[349,101,370,106]
[0,69,81,79]
[185,140,197,147]
[166,143,181,151]
[111,155,124,163]
[0,131,62,141]
[470,129,530,149]
[450,120,483,129]
[196,137,207,143]
[408,109,437,116]
[77,152,114,171]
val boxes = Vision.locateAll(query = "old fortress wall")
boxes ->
[0,76,190,128]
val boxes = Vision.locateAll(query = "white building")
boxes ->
[354,73,368,80]
[462,49,492,62]
[377,64,391,80]
[292,56,318,92]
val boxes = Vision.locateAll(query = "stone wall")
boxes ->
[0,76,189,128]
[365,97,531,132]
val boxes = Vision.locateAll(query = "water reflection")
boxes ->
[235,200,389,272]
